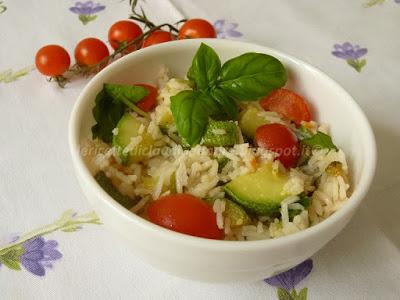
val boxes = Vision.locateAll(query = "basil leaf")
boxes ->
[210,87,239,120]
[218,52,287,101]
[91,90,125,143]
[202,92,222,117]
[104,83,148,105]
[288,195,311,221]
[295,125,314,140]
[91,84,149,143]
[170,90,210,146]
[187,43,221,91]
[301,131,338,150]
[299,195,311,208]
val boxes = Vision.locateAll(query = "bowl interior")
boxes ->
[76,39,373,193]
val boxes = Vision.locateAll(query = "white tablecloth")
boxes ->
[1,0,399,299]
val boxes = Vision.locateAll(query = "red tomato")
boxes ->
[135,83,158,112]
[143,30,175,48]
[35,45,70,76]
[255,123,300,168]
[260,89,312,126]
[108,20,143,52]
[147,193,224,240]
[74,38,110,66]
[178,19,216,39]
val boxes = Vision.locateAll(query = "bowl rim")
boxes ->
[69,38,377,251]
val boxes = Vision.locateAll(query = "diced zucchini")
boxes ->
[224,199,251,228]
[206,198,251,228]
[142,173,177,194]
[112,113,154,164]
[94,171,136,209]
[239,106,268,139]
[142,176,157,190]
[202,120,239,147]
[225,164,289,216]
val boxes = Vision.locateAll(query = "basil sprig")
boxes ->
[171,43,287,146]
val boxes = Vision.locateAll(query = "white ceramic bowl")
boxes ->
[69,39,376,283]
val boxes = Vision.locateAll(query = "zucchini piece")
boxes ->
[94,171,136,209]
[224,199,251,228]
[239,106,269,139]
[202,120,239,147]
[142,173,177,194]
[112,113,155,164]
[207,198,251,228]
[225,164,289,216]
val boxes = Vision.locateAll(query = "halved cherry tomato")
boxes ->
[147,193,224,240]
[108,20,143,52]
[143,30,175,48]
[135,83,158,112]
[178,19,216,39]
[260,89,312,126]
[255,123,300,168]
[35,45,70,76]
[74,38,109,66]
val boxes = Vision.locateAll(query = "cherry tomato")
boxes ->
[143,30,175,48]
[35,45,70,76]
[74,38,109,66]
[178,19,216,39]
[147,193,224,240]
[135,83,158,112]
[108,20,143,52]
[255,123,300,168]
[259,89,312,126]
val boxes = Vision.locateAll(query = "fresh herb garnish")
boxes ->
[171,43,287,146]
[104,83,148,105]
[301,131,338,150]
[218,52,287,101]
[104,83,149,118]
[91,83,148,143]
[187,43,221,91]
[295,125,314,140]
[170,90,210,146]
[210,87,238,120]
[288,195,311,221]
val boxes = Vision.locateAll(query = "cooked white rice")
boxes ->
[83,70,351,241]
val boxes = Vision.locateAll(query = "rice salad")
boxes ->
[82,43,350,241]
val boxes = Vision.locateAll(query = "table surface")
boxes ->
[1,0,399,299]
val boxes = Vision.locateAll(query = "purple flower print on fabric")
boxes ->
[214,19,243,39]
[332,42,368,72]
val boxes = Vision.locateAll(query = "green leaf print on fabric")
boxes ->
[0,66,34,83]
[0,210,101,276]
[0,1,6,14]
